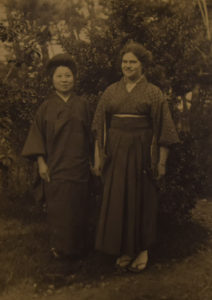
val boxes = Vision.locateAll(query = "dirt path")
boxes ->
[1,199,212,300]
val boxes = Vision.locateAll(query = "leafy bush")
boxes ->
[159,133,205,224]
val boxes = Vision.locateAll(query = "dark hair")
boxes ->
[46,53,77,78]
[120,41,152,70]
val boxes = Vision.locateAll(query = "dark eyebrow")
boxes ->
[122,59,137,63]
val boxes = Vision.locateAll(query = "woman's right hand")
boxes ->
[37,156,50,182]
[91,140,102,176]
[91,160,101,177]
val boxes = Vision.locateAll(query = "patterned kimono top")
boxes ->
[22,91,90,183]
[92,76,180,168]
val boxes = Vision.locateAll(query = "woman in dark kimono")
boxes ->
[22,54,90,267]
[92,42,179,272]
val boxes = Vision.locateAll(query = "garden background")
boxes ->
[0,0,212,297]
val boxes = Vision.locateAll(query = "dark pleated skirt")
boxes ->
[44,180,88,256]
[95,117,158,257]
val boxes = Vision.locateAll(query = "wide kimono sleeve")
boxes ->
[150,86,180,170]
[21,102,47,160]
[82,96,93,158]
[92,88,111,149]
[84,97,92,135]
[150,86,180,147]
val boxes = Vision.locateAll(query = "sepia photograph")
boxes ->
[0,0,212,299]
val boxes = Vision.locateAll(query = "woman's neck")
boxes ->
[124,74,144,85]
[124,75,145,92]
[56,91,71,102]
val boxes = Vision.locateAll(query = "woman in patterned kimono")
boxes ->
[92,42,179,272]
[22,54,90,268]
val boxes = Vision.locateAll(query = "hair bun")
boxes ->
[46,53,77,77]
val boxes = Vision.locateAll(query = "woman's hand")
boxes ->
[157,162,166,180]
[91,160,101,177]
[91,140,102,177]
[37,156,50,182]
[156,146,169,180]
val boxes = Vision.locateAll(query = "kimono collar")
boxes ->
[56,91,71,102]
[48,91,76,106]
[123,74,146,84]
[121,75,147,86]
[121,75,147,92]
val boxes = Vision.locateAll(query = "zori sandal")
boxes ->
[128,251,148,273]
[116,255,132,269]
[128,261,148,273]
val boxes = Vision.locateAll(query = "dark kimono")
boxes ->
[92,76,179,257]
[22,91,90,256]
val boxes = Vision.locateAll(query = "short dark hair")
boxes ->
[46,53,77,78]
[120,41,152,69]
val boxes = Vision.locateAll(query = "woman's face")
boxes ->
[121,52,143,81]
[52,66,74,95]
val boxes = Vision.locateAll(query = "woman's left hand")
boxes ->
[90,163,102,177]
[157,162,166,180]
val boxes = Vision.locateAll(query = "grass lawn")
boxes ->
[0,194,212,300]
